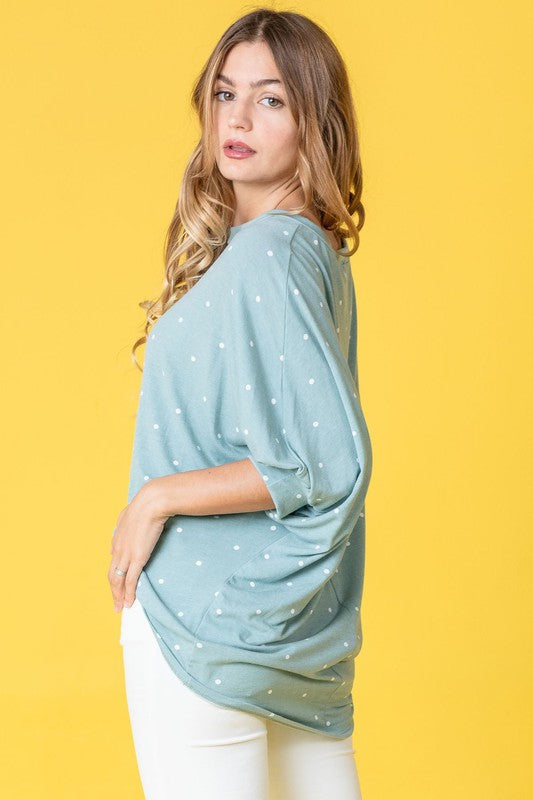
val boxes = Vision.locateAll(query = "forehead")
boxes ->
[215,72,284,90]
[217,41,284,88]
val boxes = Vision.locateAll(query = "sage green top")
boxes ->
[122,209,373,739]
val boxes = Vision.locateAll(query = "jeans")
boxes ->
[120,596,363,799]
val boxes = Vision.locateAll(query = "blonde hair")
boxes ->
[132,7,365,370]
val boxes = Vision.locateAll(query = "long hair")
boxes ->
[131,8,365,370]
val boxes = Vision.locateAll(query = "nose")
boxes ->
[226,102,252,129]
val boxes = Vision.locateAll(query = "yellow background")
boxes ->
[1,1,531,797]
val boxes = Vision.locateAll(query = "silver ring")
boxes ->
[114,567,127,576]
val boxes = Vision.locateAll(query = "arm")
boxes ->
[143,458,276,518]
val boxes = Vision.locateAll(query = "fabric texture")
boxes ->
[125,209,373,739]
[120,595,362,800]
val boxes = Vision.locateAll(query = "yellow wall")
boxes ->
[0,1,530,797]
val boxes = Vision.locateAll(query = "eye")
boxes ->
[260,96,284,108]
[213,90,284,109]
[213,90,232,102]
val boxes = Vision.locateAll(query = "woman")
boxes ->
[109,9,372,799]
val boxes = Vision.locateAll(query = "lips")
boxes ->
[223,139,255,152]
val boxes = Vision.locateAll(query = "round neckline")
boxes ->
[229,209,349,258]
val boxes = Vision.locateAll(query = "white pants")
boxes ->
[120,597,363,800]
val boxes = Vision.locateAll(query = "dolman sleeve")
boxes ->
[226,222,372,552]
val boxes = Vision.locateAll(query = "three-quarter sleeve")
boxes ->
[226,222,372,551]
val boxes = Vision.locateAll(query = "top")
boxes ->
[121,208,373,739]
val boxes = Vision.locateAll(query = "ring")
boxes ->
[114,567,127,576]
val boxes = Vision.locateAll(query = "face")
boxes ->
[212,41,300,209]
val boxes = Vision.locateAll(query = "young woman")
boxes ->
[109,9,372,799]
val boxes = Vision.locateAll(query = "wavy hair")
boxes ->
[131,7,365,370]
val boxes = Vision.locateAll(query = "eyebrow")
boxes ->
[215,73,283,89]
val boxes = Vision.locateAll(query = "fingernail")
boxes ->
[114,604,121,612]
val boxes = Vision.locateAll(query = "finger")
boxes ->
[123,561,143,608]
[108,563,129,610]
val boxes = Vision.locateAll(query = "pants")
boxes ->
[120,597,363,800]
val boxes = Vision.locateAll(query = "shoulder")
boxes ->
[227,213,330,280]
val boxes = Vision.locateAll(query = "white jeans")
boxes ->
[120,597,363,800]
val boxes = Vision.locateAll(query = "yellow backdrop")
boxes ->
[0,1,531,797]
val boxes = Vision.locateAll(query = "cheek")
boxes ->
[267,120,298,155]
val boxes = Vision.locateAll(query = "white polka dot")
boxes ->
[143,475,150,481]
[290,608,295,614]
[205,300,210,307]
[262,474,269,482]
[250,581,255,587]
[178,611,184,617]
[308,378,315,384]
[303,333,309,340]
[191,355,196,361]
[264,553,270,559]
[245,384,251,390]
[312,421,319,427]
[285,654,290,659]
[323,568,330,574]
[195,560,202,566]
[196,642,203,648]
[266,249,273,256]
[267,689,273,694]
[283,230,289,235]
[216,608,222,615]
[219,342,225,348]
[293,288,300,295]
[286,581,293,586]
[233,544,240,550]
[256,609,262,614]
[215,678,222,684]
[175,408,181,414]
[271,397,277,404]
[202,395,207,402]
[298,560,304,566]
[153,423,159,429]
[158,578,165,584]
[344,641,349,647]
[255,295,261,302]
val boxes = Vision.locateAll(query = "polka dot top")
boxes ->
[123,209,373,739]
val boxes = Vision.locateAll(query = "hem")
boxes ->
[136,599,354,741]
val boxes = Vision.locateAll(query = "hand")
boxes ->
[108,484,170,613]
